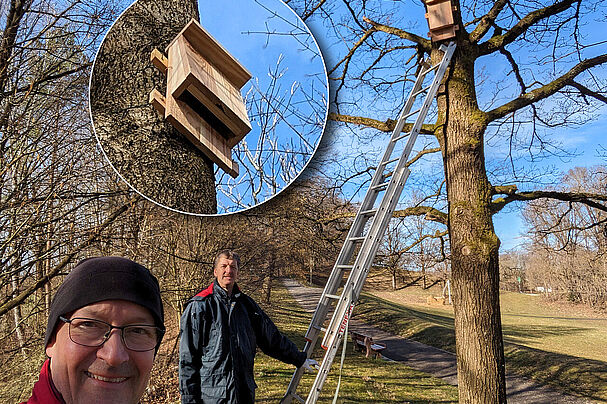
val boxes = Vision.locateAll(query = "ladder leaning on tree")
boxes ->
[281,41,457,404]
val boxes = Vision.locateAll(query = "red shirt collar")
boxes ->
[23,358,65,404]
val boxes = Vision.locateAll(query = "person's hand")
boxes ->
[302,358,319,372]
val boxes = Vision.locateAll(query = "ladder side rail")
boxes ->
[286,194,387,402]
[319,46,454,349]
[305,296,356,404]
[320,163,410,350]
[371,62,430,176]
[305,201,376,335]
[351,169,412,300]
[283,365,306,403]
[298,68,431,349]
[289,42,456,404]
[284,230,366,402]
[306,160,414,404]
[389,64,429,138]
[307,43,457,402]
[344,44,456,314]
[305,52,440,338]
[398,44,456,166]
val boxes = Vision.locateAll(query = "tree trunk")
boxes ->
[262,251,275,304]
[90,0,216,214]
[11,271,26,356]
[436,42,506,403]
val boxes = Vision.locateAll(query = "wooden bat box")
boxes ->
[425,0,458,41]
[150,19,252,178]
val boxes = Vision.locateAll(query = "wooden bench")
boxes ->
[350,331,386,359]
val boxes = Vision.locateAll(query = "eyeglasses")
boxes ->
[59,316,164,352]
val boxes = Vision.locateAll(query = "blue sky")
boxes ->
[198,0,328,214]
[299,0,607,251]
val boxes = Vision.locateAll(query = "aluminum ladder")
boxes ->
[281,42,456,404]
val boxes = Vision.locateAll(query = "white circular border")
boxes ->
[88,0,330,217]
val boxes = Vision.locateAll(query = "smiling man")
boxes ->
[22,256,165,404]
[179,250,316,404]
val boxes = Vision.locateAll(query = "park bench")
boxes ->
[350,331,386,359]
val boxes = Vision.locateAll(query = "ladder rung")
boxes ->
[292,393,305,404]
[382,157,399,166]
[312,325,327,332]
[393,132,409,142]
[413,84,432,97]
[349,236,365,242]
[421,62,440,76]
[360,209,376,216]
[325,294,340,300]
[371,182,389,191]
[336,264,354,270]
[402,108,421,120]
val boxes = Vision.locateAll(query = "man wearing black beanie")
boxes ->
[21,256,165,404]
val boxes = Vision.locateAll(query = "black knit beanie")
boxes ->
[44,256,164,348]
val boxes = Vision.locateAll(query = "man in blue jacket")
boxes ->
[179,250,316,403]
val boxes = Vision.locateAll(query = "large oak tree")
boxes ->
[287,0,607,402]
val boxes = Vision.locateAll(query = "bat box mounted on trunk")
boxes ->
[424,0,458,41]
[150,19,252,178]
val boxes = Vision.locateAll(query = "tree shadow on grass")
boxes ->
[506,344,607,402]
[352,292,607,401]
[502,323,591,342]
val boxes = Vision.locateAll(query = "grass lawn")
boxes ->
[360,286,607,402]
[254,286,459,403]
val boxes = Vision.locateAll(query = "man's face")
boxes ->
[45,300,156,404]
[214,256,239,292]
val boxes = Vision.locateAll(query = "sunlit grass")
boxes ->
[254,286,458,403]
[360,287,607,401]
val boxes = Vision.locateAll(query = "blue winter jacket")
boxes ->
[179,280,306,403]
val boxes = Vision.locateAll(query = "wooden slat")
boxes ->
[150,49,168,75]
[169,36,251,144]
[166,19,251,88]
[165,89,239,178]
[149,88,166,116]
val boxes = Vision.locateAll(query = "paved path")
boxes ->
[282,278,594,404]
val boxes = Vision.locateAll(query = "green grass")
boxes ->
[139,284,458,403]
[254,286,458,403]
[356,289,607,402]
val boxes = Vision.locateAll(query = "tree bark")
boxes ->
[90,0,217,214]
[435,39,506,403]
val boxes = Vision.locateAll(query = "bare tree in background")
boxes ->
[523,166,607,307]
[0,2,147,399]
[215,2,328,213]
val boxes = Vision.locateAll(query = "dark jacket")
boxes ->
[179,281,306,404]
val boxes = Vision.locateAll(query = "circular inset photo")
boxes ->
[90,0,328,215]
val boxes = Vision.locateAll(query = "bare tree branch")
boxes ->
[492,189,607,213]
[0,198,136,318]
[329,112,435,134]
[362,16,431,53]
[478,0,579,56]
[0,0,28,95]
[486,54,607,122]
[569,81,607,104]
[393,205,448,225]
[328,27,376,76]
[469,0,509,43]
